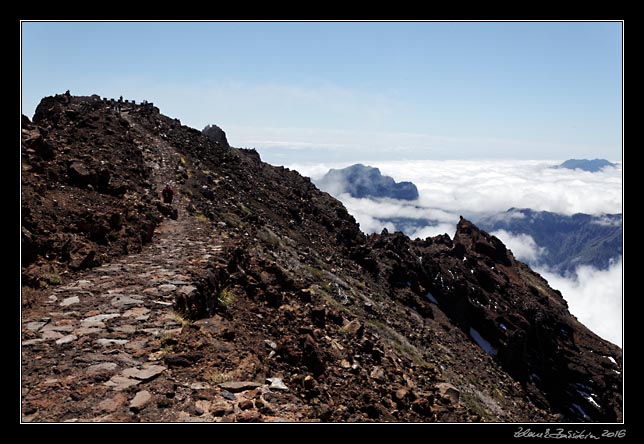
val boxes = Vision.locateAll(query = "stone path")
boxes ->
[21,112,230,422]
[20,197,229,421]
[21,111,314,422]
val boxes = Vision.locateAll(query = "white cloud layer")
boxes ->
[292,159,622,217]
[491,230,546,263]
[537,258,623,347]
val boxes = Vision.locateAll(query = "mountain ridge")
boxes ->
[21,93,622,423]
[478,208,622,274]
[317,163,419,201]
[556,159,617,172]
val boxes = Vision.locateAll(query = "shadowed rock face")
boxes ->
[22,94,161,286]
[21,93,622,423]
[317,164,419,200]
[358,217,622,421]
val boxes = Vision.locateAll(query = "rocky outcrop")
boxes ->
[360,217,622,421]
[21,97,162,288]
[202,124,230,149]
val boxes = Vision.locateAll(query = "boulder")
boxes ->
[157,202,179,220]
[202,124,230,149]
[130,390,153,413]
[68,161,94,187]
[436,382,460,404]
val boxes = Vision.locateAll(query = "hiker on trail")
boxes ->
[162,184,175,204]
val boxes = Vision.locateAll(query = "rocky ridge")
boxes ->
[21,93,622,422]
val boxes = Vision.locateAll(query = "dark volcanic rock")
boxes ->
[22,93,161,286]
[363,216,622,421]
[202,124,230,149]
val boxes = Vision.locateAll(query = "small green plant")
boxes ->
[48,273,62,285]
[220,212,244,229]
[320,291,350,313]
[304,264,324,281]
[158,331,177,352]
[365,318,431,367]
[174,312,191,326]
[460,391,489,418]
[194,213,209,223]
[239,203,252,217]
[203,368,242,384]
[258,228,281,250]
[217,287,237,309]
[322,281,334,293]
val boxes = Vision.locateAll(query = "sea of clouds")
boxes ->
[285,159,623,347]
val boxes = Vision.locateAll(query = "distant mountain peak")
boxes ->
[317,163,419,200]
[556,159,616,172]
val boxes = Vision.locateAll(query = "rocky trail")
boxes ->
[20,115,295,422]
[22,216,224,421]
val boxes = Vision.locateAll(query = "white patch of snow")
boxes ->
[575,389,602,410]
[499,323,507,331]
[605,356,617,366]
[586,396,601,410]
[426,292,438,304]
[469,327,498,357]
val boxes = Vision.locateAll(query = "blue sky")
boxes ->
[21,21,623,162]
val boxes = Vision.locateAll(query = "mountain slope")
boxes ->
[478,208,622,274]
[21,93,622,423]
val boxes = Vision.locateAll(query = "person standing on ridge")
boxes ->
[162,183,175,204]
